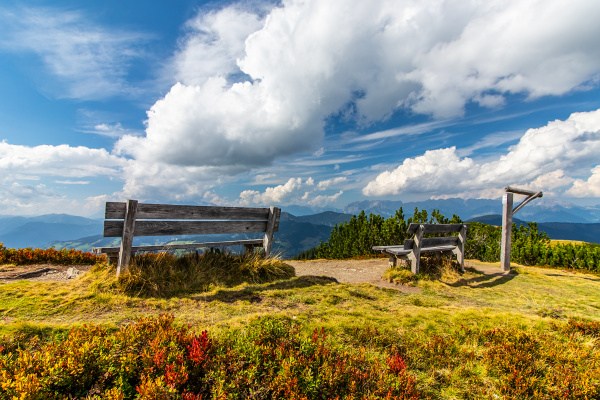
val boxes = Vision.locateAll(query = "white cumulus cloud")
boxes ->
[568,166,600,197]
[364,109,600,198]
[116,0,600,199]
[239,177,305,205]
[317,177,348,190]
[0,141,126,178]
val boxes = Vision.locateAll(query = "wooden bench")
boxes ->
[373,223,467,274]
[93,200,281,276]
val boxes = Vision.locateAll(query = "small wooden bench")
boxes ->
[93,200,281,276]
[373,223,467,274]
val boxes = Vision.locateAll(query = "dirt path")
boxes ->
[1,258,508,292]
[286,258,422,293]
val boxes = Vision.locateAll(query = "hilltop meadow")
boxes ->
[1,209,600,399]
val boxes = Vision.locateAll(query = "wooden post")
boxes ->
[500,187,543,272]
[410,224,424,274]
[117,199,138,277]
[263,206,279,257]
[456,224,467,272]
[500,192,513,272]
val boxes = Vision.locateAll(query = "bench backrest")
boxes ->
[403,223,466,250]
[104,200,281,275]
[103,201,280,237]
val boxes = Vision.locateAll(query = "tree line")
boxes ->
[297,208,600,272]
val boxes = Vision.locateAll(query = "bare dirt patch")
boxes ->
[0,264,92,282]
[286,258,422,293]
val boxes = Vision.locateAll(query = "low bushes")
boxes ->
[1,315,599,399]
[0,315,420,399]
[466,222,600,271]
[0,243,102,265]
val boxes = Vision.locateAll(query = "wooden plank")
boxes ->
[505,186,540,196]
[407,223,464,234]
[386,248,412,256]
[95,239,264,254]
[422,237,459,247]
[105,201,126,219]
[106,202,270,220]
[405,237,458,248]
[117,199,138,276]
[420,245,457,252]
[104,220,268,237]
[372,245,405,251]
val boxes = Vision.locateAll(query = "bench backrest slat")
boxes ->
[407,223,464,235]
[104,220,269,237]
[106,202,271,221]
[404,236,458,249]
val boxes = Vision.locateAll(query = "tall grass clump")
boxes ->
[118,251,295,297]
[383,255,461,285]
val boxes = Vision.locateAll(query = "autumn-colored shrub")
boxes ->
[2,314,600,399]
[0,314,420,399]
[0,243,103,265]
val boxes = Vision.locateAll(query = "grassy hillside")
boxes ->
[1,257,600,398]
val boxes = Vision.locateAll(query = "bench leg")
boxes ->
[409,253,420,274]
[388,255,397,267]
[453,248,465,273]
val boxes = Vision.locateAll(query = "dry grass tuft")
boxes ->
[383,254,462,285]
[116,251,295,297]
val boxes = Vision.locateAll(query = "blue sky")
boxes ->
[1,0,600,216]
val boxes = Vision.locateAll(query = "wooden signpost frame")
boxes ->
[500,186,543,272]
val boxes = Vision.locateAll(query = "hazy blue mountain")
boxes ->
[0,214,102,248]
[281,211,353,227]
[283,204,343,216]
[345,198,600,223]
[468,214,600,244]
[5,198,600,258]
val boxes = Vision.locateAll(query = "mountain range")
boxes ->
[1,198,599,258]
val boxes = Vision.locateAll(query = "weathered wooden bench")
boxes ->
[373,223,467,274]
[93,200,281,276]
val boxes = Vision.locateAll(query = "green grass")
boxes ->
[1,255,600,398]
[2,257,600,334]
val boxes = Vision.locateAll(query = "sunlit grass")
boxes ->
[2,255,600,397]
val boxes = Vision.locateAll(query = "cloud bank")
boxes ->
[0,142,126,215]
[113,0,600,199]
[363,109,600,198]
